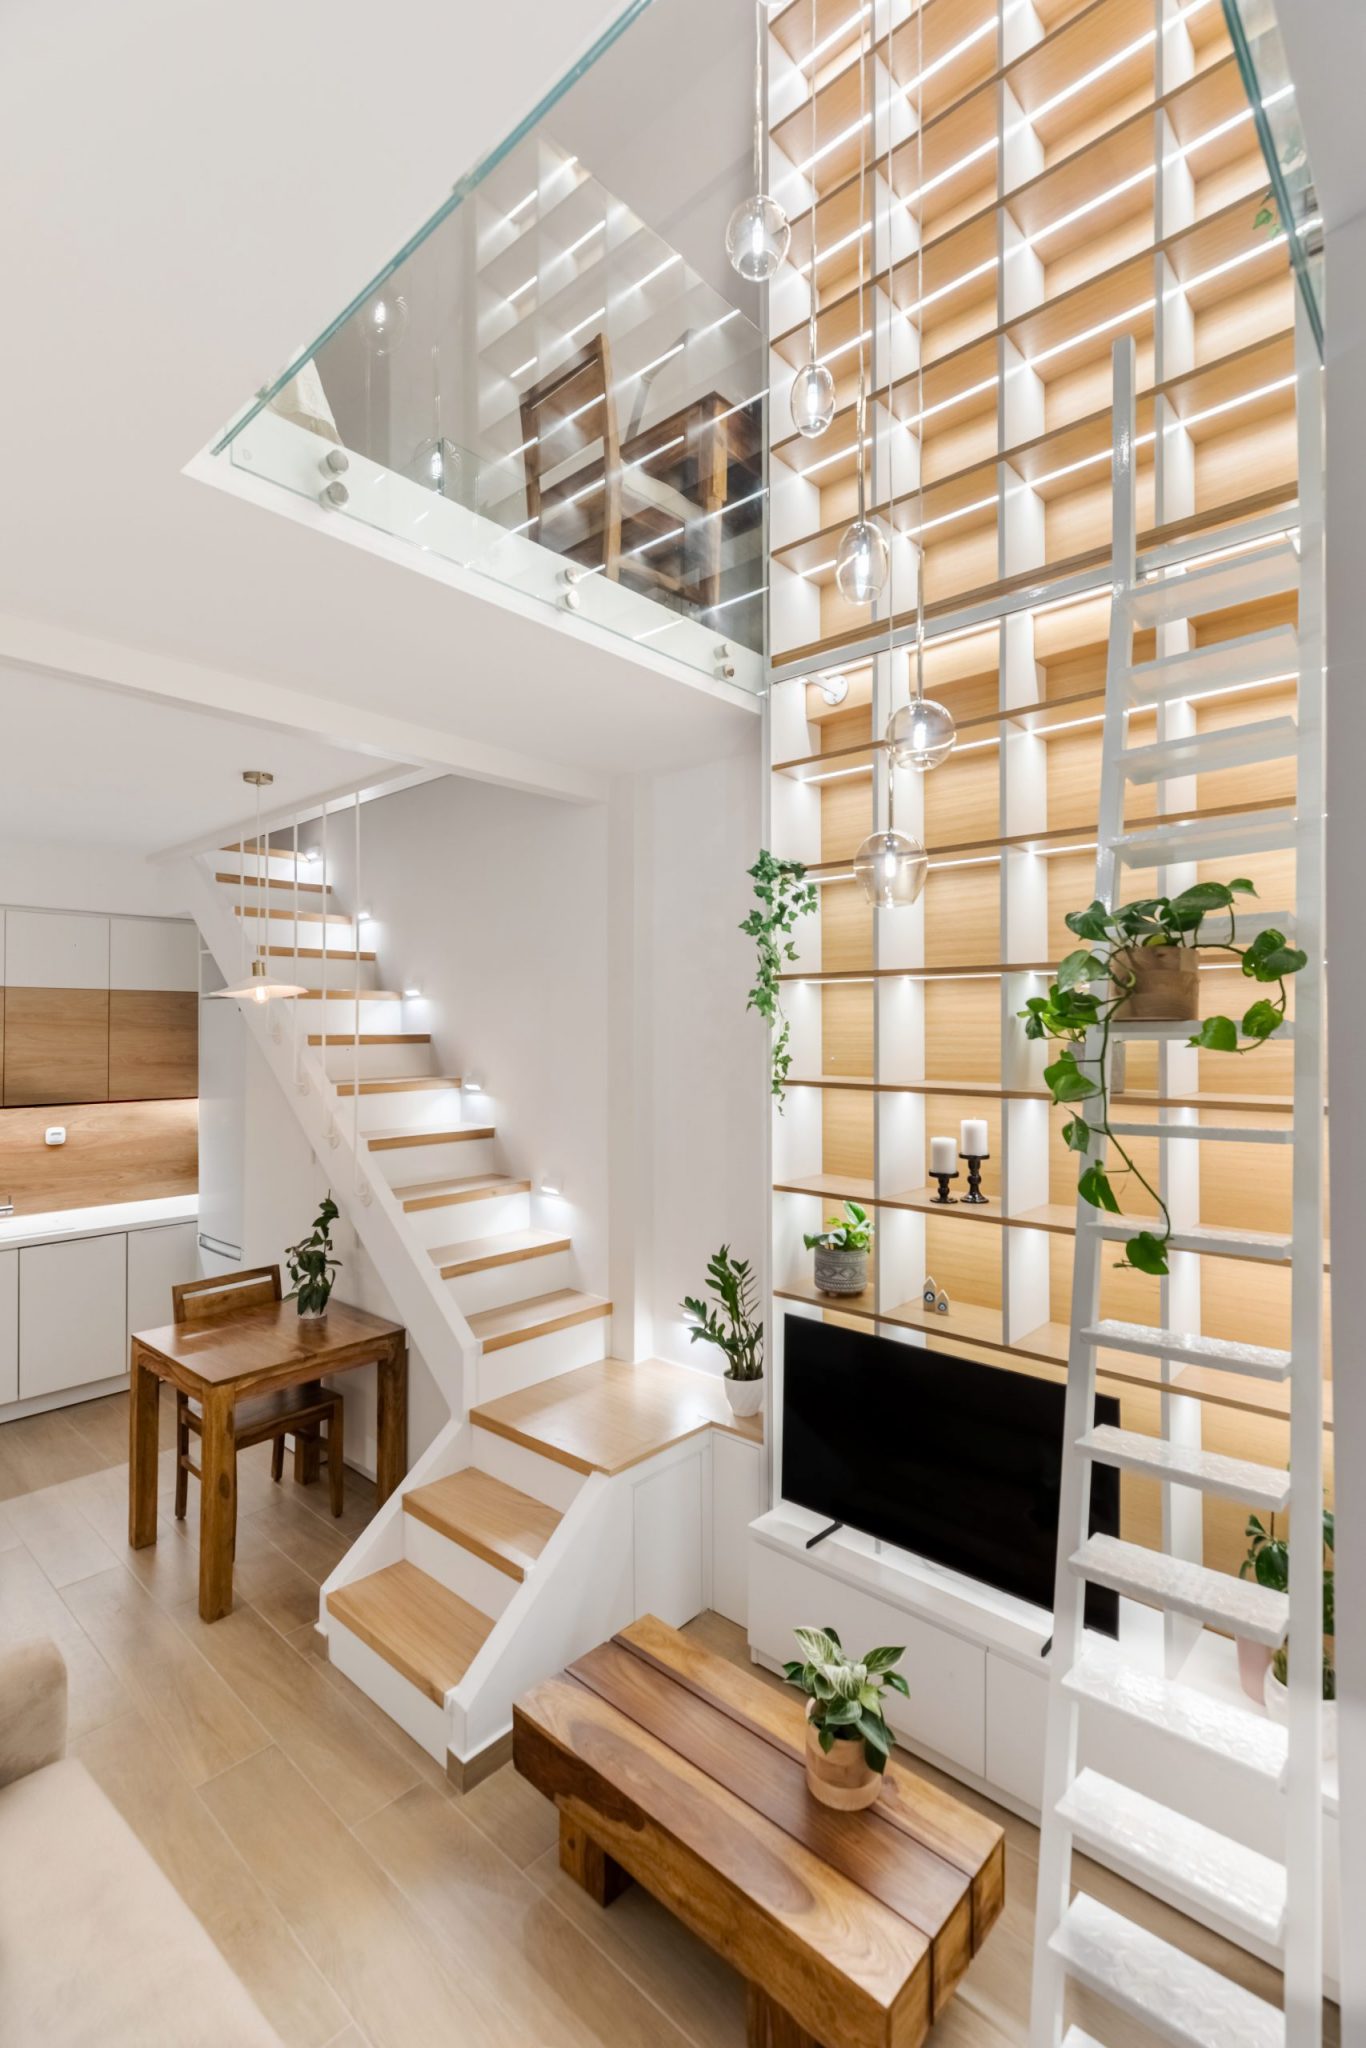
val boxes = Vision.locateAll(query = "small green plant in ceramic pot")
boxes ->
[1255,1504,1337,1754]
[682,1246,764,1418]
[286,1194,341,1320]
[783,1626,907,1810]
[805,1200,873,1297]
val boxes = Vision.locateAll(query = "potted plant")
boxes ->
[1237,1509,1286,1700]
[741,850,818,1109]
[682,1245,764,1417]
[1019,879,1307,1275]
[782,1626,907,1810]
[804,1201,873,1296]
[1261,1506,1336,1755]
[286,1194,341,1321]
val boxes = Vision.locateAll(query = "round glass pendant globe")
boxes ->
[726,193,791,282]
[853,829,928,909]
[790,358,836,438]
[887,696,957,771]
[360,292,409,356]
[835,517,890,604]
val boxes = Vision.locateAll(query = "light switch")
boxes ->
[44,1127,66,1146]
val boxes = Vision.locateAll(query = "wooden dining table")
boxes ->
[128,1298,407,1621]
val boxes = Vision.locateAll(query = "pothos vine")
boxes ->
[742,850,818,1109]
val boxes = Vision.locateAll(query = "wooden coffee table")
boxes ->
[513,1616,1004,2048]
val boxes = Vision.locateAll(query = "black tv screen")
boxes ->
[782,1315,1120,1637]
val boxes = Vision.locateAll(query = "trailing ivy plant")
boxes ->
[741,850,818,1108]
[782,1626,908,1772]
[1019,879,1307,1277]
[682,1245,763,1382]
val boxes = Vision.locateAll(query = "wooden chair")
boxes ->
[170,1266,345,1529]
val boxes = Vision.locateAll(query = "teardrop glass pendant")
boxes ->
[726,194,790,282]
[835,516,890,604]
[887,696,957,771]
[790,357,836,438]
[853,829,928,909]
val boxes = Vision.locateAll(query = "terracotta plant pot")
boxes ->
[1111,944,1200,1022]
[804,1704,881,1811]
[1236,1635,1273,1702]
[813,1246,868,1297]
[724,1373,764,1419]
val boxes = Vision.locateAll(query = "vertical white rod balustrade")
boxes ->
[353,792,362,1189]
[293,813,301,1083]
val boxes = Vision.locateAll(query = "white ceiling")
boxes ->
[0,0,759,801]
[0,664,398,851]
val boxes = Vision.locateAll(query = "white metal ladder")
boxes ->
[1029,323,1326,2048]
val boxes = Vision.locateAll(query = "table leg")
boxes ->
[744,1983,823,2048]
[375,1337,408,1504]
[198,1387,237,1622]
[128,1346,160,1550]
[558,1814,632,1907]
[292,1429,323,1487]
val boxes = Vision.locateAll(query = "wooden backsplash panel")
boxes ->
[0,1098,198,1214]
[109,991,198,1100]
[3,988,109,1106]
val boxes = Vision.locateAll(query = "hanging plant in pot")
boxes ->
[682,1246,764,1417]
[783,1626,907,1811]
[1019,880,1307,1275]
[804,1201,873,1296]
[286,1194,341,1321]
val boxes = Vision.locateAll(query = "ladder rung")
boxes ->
[1125,539,1299,628]
[1126,623,1298,705]
[1057,1769,1286,1944]
[1107,1122,1293,1144]
[1109,806,1298,867]
[1087,1219,1292,1263]
[1062,1656,1288,1784]
[1082,1319,1292,1379]
[1070,1534,1288,1646]
[1077,1424,1291,1508]
[1049,1893,1285,2048]
[1122,715,1298,783]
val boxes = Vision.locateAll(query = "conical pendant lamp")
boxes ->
[207,772,308,1004]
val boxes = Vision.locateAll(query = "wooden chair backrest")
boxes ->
[518,334,622,579]
[172,1265,283,1325]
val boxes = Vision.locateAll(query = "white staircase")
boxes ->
[1028,330,1326,2047]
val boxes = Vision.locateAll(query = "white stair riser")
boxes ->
[404,1191,531,1250]
[296,998,409,1033]
[402,1513,518,1619]
[235,916,351,947]
[218,849,322,882]
[469,1425,587,1511]
[351,1089,472,1133]
[324,1612,448,1763]
[444,1248,576,1317]
[368,1137,503,1186]
[258,953,383,990]
[476,1315,611,1402]
[321,1040,435,1080]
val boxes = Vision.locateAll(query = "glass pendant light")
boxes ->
[835,22,888,606]
[207,772,308,1004]
[727,2,790,283]
[790,0,835,438]
[854,764,927,908]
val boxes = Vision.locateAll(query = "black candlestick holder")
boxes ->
[930,1169,959,1204]
[960,1151,990,1204]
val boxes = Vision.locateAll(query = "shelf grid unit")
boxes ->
[763,0,1328,1583]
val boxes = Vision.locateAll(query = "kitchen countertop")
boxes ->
[0,1195,198,1251]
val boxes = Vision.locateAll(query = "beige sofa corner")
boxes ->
[0,1638,284,2046]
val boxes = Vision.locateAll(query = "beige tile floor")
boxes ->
[0,1387,1335,2048]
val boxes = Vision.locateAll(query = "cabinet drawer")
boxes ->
[19,1232,127,1398]
[0,1250,16,1406]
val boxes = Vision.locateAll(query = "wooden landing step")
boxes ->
[431,1228,570,1280]
[394,1171,530,1208]
[326,1559,493,1705]
[471,1355,762,1476]
[308,1032,431,1047]
[404,1468,561,1580]
[335,1074,463,1098]
[468,1289,610,1354]
[367,1130,496,1157]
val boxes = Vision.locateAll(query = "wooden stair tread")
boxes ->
[431,1228,571,1278]
[471,1356,762,1475]
[403,1468,562,1579]
[326,1560,494,1704]
[216,871,331,893]
[394,1171,529,1206]
[335,1074,463,1097]
[365,1127,496,1153]
[235,904,354,924]
[467,1288,611,1353]
[307,1032,431,1046]
[265,945,377,962]
[297,989,402,1001]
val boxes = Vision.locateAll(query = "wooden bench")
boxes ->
[514,1615,1004,2048]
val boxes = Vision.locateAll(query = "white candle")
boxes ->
[960,1118,989,1157]
[930,1136,956,1176]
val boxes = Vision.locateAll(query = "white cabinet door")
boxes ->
[110,917,199,992]
[4,910,109,989]
[0,1251,17,1405]
[196,994,245,1259]
[19,1232,127,1398]
[126,1221,198,1336]
[634,1453,704,1627]
[712,1433,764,1627]
[985,1652,1049,1811]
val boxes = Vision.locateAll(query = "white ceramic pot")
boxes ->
[813,1246,868,1296]
[1263,1666,1337,1758]
[724,1374,765,1418]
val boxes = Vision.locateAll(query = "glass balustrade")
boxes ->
[1220,0,1323,353]
[212,0,766,692]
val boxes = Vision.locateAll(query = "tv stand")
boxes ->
[803,1518,843,1551]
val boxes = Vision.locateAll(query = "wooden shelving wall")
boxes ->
[764,0,1325,1575]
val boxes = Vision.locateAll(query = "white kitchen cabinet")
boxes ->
[4,909,109,989]
[126,1220,198,1335]
[109,917,199,992]
[19,1232,127,1397]
[196,989,245,1260]
[985,1651,1049,1810]
[633,1452,704,1627]
[712,1431,764,1627]
[0,1251,16,1405]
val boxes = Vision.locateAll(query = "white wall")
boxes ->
[0,834,193,918]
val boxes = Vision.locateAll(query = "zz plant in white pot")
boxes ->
[682,1246,764,1418]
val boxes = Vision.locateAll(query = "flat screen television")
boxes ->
[782,1315,1120,1637]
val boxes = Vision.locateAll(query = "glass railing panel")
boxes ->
[1220,0,1323,354]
